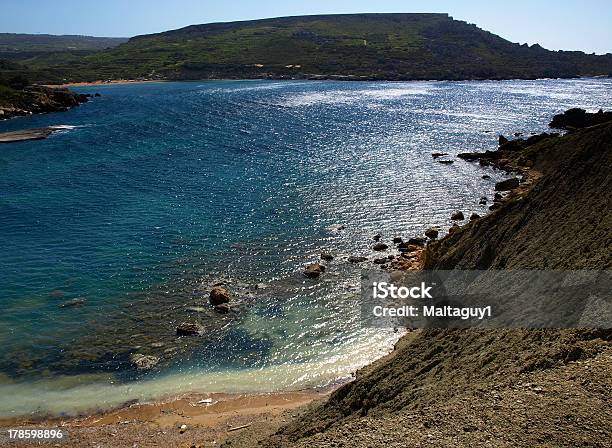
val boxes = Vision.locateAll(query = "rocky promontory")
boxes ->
[0,85,90,120]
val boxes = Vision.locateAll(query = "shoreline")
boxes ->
[44,79,169,88]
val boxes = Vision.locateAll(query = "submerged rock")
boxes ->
[479,197,488,205]
[431,152,448,158]
[58,298,86,308]
[209,286,230,305]
[214,303,231,314]
[392,236,403,244]
[320,252,334,261]
[438,160,454,165]
[304,263,325,278]
[130,353,160,370]
[176,322,204,336]
[373,233,382,241]
[348,256,367,263]
[373,257,388,265]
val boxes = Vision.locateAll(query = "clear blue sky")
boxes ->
[1,0,610,54]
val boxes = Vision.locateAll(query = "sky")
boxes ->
[1,0,610,54]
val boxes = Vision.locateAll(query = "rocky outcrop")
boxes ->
[304,263,325,278]
[0,85,89,120]
[130,353,160,370]
[451,211,464,220]
[424,228,439,239]
[348,256,367,263]
[209,286,230,305]
[320,252,334,261]
[372,242,388,251]
[549,108,612,130]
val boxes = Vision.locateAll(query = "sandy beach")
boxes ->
[44,79,168,88]
[0,389,328,447]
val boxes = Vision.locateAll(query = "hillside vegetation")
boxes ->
[1,14,611,83]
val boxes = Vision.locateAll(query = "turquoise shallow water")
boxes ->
[0,79,611,416]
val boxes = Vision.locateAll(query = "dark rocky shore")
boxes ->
[223,110,612,447]
[0,85,91,121]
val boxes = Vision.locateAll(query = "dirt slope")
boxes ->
[235,122,612,447]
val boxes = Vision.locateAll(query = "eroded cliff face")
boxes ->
[250,120,612,447]
[0,85,88,119]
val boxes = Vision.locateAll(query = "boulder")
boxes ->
[470,213,481,221]
[482,174,491,179]
[209,286,230,305]
[373,242,389,251]
[397,242,421,252]
[130,353,160,370]
[495,178,520,191]
[448,224,460,235]
[304,263,325,278]
[438,160,454,165]
[392,236,403,244]
[451,211,465,220]
[373,258,388,265]
[348,256,367,263]
[373,233,382,241]
[320,252,334,261]
[424,228,439,239]
[176,322,204,336]
[499,135,508,145]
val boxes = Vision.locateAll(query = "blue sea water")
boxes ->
[0,78,611,416]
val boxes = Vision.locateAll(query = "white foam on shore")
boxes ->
[0,328,403,418]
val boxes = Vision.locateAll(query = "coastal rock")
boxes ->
[397,242,421,252]
[130,353,160,370]
[549,108,612,130]
[438,160,454,165]
[407,237,427,246]
[304,263,325,278]
[373,242,389,251]
[470,213,481,221]
[451,211,465,220]
[373,233,382,241]
[479,197,487,205]
[482,174,491,179]
[425,228,439,239]
[392,236,403,244]
[373,257,388,265]
[348,256,367,263]
[320,252,334,261]
[495,178,520,191]
[176,322,204,336]
[494,192,503,201]
[448,224,460,235]
[209,286,230,305]
[499,135,508,145]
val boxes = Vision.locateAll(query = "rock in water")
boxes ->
[495,178,520,191]
[209,286,230,305]
[451,211,465,220]
[425,228,439,239]
[320,252,334,261]
[392,236,403,244]
[470,213,481,221]
[176,322,204,336]
[499,135,509,145]
[407,237,427,246]
[130,353,160,370]
[348,256,367,263]
[304,263,325,278]
[373,243,389,251]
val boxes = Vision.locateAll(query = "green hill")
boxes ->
[4,14,612,83]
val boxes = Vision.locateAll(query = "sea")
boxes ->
[1,78,610,416]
